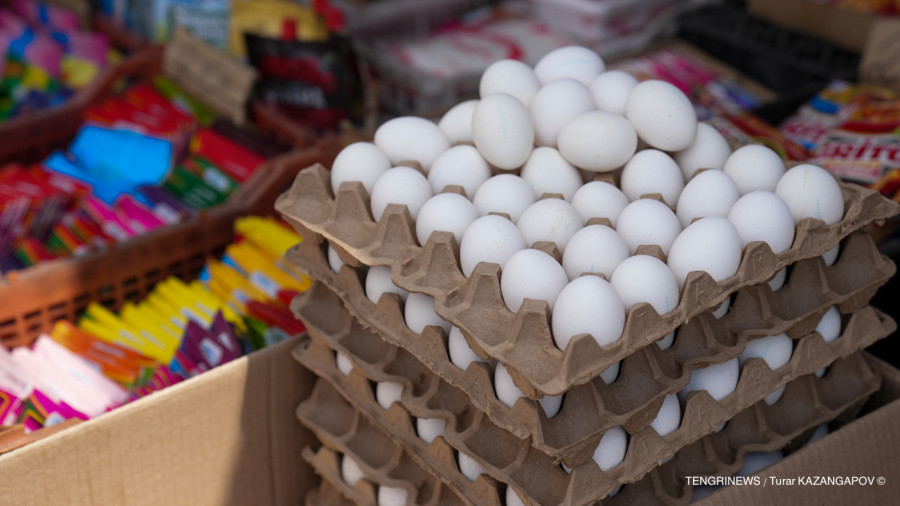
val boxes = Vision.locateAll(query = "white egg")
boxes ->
[370,166,433,221]
[405,292,452,335]
[472,93,535,170]
[589,70,638,115]
[531,78,596,147]
[458,451,486,482]
[620,149,684,207]
[501,249,569,313]
[807,423,829,445]
[593,426,627,471]
[774,164,844,225]
[817,306,842,343]
[571,181,629,226]
[534,45,605,85]
[506,487,526,506]
[472,174,536,222]
[737,451,783,476]
[365,265,408,304]
[438,99,479,145]
[539,394,564,419]
[765,385,787,405]
[768,266,788,292]
[561,224,630,280]
[377,486,408,506]
[520,147,584,200]
[427,145,491,197]
[494,362,525,408]
[676,169,740,227]
[551,276,626,350]
[723,144,786,194]
[712,297,731,319]
[674,122,732,181]
[341,454,365,486]
[480,59,540,106]
[416,417,445,444]
[739,333,793,371]
[375,381,403,410]
[823,243,840,266]
[667,217,742,288]
[327,244,344,274]
[415,193,479,245]
[558,111,637,172]
[374,116,451,170]
[625,79,698,151]
[335,351,354,376]
[656,331,676,350]
[459,215,526,277]
[727,191,795,254]
[331,142,392,194]
[600,360,621,385]
[610,255,680,315]
[650,394,681,436]
[447,326,486,370]
[615,199,682,255]
[680,357,739,401]
[517,198,584,252]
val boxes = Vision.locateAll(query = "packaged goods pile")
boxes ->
[273,44,899,504]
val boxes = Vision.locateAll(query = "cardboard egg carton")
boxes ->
[610,352,880,505]
[293,310,891,506]
[275,164,899,397]
[298,376,504,506]
[286,226,894,466]
[304,462,359,506]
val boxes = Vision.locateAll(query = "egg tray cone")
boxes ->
[304,459,360,506]
[298,373,505,506]
[286,225,894,466]
[293,316,889,506]
[608,351,880,506]
[275,163,899,396]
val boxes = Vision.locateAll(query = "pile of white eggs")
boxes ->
[329,45,847,358]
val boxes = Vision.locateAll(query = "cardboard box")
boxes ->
[697,354,900,504]
[747,0,879,52]
[0,338,318,506]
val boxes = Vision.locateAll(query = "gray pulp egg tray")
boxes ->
[609,356,881,506]
[294,329,880,506]
[306,477,356,506]
[286,223,894,468]
[297,363,505,506]
[302,441,469,506]
[275,163,900,397]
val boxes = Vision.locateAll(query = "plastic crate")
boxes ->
[677,4,861,124]
[0,141,339,349]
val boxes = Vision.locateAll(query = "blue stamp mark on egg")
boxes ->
[815,196,822,220]
[664,294,671,313]
[761,341,772,361]
[496,102,509,139]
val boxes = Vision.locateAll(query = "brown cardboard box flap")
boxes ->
[747,0,876,52]
[859,19,900,94]
[163,28,258,125]
[0,338,316,506]
[304,474,357,506]
[277,163,898,397]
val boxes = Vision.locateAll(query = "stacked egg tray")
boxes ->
[276,156,899,505]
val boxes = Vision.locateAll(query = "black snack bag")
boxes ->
[245,32,365,130]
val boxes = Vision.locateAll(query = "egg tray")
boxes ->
[302,442,465,506]
[285,226,894,466]
[609,352,879,506]
[275,163,900,397]
[305,468,358,506]
[293,317,890,506]
[298,375,504,506]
